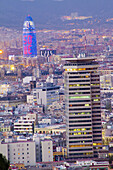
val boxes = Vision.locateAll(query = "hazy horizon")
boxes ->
[1,0,113,29]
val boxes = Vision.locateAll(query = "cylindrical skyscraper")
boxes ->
[23,15,37,58]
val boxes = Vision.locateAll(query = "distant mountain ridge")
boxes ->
[0,0,113,29]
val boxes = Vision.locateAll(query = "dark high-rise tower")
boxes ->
[23,15,37,58]
[63,55,102,160]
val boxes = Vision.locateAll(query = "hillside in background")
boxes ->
[0,0,113,29]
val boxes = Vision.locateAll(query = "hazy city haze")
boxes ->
[1,0,113,29]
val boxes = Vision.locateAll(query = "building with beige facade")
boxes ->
[0,138,36,166]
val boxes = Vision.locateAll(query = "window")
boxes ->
[69,96,90,99]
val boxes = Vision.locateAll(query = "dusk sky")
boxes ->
[0,0,113,29]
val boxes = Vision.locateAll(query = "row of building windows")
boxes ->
[69,75,90,78]
[92,107,101,109]
[65,62,97,66]
[69,84,90,87]
[93,135,102,138]
[91,78,100,81]
[92,95,100,97]
[69,80,90,83]
[92,111,101,113]
[69,132,92,135]
[69,100,90,103]
[69,88,90,91]
[91,87,100,89]
[69,104,91,107]
[13,152,29,155]
[92,115,101,118]
[68,72,96,75]
[91,83,100,86]
[69,112,91,115]
[93,127,101,129]
[93,123,101,125]
[69,148,93,151]
[69,92,90,95]
[92,99,100,101]
[69,120,92,123]
[93,143,102,146]
[65,68,86,71]
[69,124,92,127]
[66,67,98,72]
[69,152,93,156]
[69,128,92,131]
[69,140,92,143]
[69,144,92,148]
[91,75,99,78]
[69,96,90,99]
[93,131,102,133]
[69,108,91,111]
[92,119,101,121]
[93,139,102,142]
[69,116,91,119]
[69,136,92,139]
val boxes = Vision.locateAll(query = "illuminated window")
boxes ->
[85,104,90,106]
[69,144,92,148]
[93,143,102,146]
[69,96,90,99]
[93,99,99,101]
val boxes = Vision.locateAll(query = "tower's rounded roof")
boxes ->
[25,15,33,22]
[23,15,35,30]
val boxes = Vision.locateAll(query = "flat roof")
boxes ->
[62,56,97,62]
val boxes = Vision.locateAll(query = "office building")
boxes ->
[63,55,102,159]
[33,83,60,111]
[22,15,37,66]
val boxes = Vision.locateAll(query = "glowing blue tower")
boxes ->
[23,15,37,58]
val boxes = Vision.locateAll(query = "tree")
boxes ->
[0,153,10,170]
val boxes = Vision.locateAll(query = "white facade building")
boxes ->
[14,115,35,135]
[41,139,53,162]
[33,83,60,111]
[0,139,36,166]
[27,95,34,104]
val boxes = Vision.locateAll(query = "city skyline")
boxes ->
[0,0,113,169]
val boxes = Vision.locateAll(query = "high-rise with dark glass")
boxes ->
[63,55,102,159]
